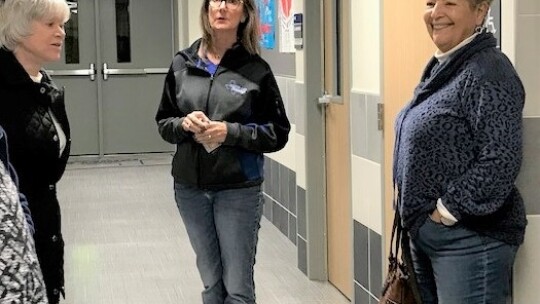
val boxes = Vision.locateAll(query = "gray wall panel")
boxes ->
[516,118,540,215]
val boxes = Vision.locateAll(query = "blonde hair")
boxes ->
[0,0,70,50]
[200,0,261,55]
[469,0,494,6]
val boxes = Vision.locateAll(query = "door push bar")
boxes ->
[47,63,168,81]
[102,63,168,80]
[46,63,97,81]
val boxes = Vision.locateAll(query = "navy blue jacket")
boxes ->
[0,126,34,233]
[394,33,527,245]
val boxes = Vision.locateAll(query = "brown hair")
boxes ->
[200,0,261,55]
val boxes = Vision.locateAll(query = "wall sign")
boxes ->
[486,0,501,47]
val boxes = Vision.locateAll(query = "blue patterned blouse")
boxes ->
[393,33,527,245]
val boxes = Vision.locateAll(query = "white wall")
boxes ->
[351,0,380,94]
[350,1,382,233]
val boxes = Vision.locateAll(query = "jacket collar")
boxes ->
[0,47,53,86]
[180,38,253,70]
[413,32,497,106]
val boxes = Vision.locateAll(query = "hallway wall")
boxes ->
[349,1,383,303]
[177,2,539,303]
[512,0,540,303]
[263,0,307,272]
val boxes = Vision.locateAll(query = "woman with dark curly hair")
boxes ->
[393,0,527,303]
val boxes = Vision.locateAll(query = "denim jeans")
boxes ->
[174,183,264,304]
[410,217,518,304]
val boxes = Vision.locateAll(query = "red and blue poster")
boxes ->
[257,0,276,49]
[279,0,294,53]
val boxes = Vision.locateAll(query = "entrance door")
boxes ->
[46,0,175,155]
[322,0,352,298]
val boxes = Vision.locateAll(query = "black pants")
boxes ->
[27,186,65,304]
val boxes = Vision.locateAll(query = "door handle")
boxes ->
[46,63,97,81]
[102,63,167,80]
[89,63,96,81]
[318,94,342,106]
[102,63,109,80]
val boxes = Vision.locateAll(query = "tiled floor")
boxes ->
[58,155,350,304]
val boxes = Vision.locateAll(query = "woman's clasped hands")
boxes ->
[182,111,227,151]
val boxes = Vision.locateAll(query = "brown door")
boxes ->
[382,1,435,255]
[323,0,352,298]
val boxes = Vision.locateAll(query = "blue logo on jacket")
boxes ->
[225,80,247,96]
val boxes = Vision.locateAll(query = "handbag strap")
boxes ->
[389,208,402,259]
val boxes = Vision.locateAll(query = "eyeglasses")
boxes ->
[209,0,244,9]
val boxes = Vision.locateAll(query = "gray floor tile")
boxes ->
[58,157,349,304]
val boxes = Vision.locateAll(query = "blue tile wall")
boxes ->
[272,202,288,236]
[369,230,382,295]
[297,237,307,275]
[355,284,371,304]
[516,117,540,215]
[354,221,369,287]
[288,214,297,245]
[263,156,299,244]
[289,171,297,216]
[297,187,306,239]
[355,220,383,302]
[351,91,382,164]
[263,194,273,221]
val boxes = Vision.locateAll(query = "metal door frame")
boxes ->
[49,0,179,156]
[303,0,327,280]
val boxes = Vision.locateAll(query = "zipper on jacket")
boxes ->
[205,74,214,114]
[197,72,215,188]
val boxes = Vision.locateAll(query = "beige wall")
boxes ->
[188,0,203,44]
[350,0,383,235]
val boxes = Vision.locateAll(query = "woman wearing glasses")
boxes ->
[156,0,290,303]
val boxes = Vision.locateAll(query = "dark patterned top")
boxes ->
[0,158,48,303]
[394,33,527,245]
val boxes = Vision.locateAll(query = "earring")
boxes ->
[474,25,484,33]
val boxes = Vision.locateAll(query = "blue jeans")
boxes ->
[410,217,518,304]
[174,183,264,304]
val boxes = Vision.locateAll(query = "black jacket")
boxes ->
[156,40,290,190]
[0,48,71,195]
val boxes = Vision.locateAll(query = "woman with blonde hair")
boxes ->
[156,0,290,303]
[0,1,71,303]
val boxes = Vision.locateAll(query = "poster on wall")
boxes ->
[278,0,295,53]
[257,0,276,49]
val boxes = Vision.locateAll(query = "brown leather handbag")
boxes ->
[380,211,422,304]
